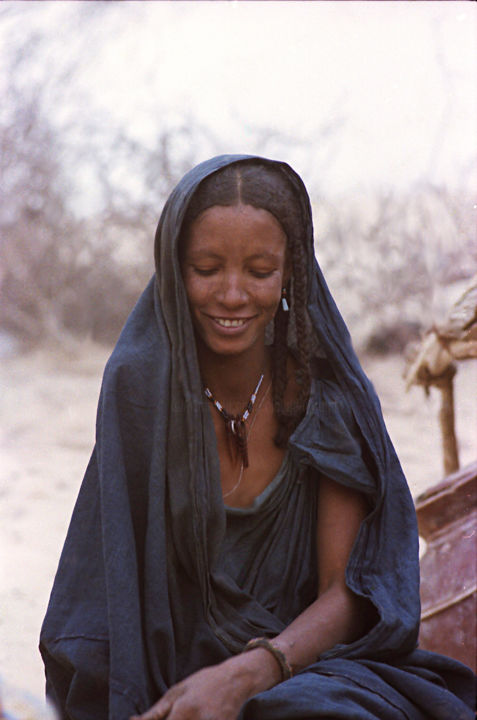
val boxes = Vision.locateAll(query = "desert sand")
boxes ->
[0,344,475,712]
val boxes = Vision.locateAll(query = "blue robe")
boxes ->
[40,155,475,719]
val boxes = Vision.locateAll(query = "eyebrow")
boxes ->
[186,250,223,261]
[185,249,283,263]
[246,252,282,262]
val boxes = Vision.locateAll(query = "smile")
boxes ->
[214,318,249,328]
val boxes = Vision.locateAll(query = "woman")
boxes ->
[40,155,475,719]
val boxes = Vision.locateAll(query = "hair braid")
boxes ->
[271,292,291,447]
[272,231,312,447]
[291,240,312,404]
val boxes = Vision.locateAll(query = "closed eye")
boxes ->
[192,266,219,276]
[249,269,276,279]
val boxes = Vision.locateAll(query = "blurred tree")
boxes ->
[0,87,78,344]
[316,184,477,354]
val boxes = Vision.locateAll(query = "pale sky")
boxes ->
[2,1,476,199]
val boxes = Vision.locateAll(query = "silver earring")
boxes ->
[281,288,289,312]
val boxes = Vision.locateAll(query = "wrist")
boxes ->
[228,647,283,695]
[243,637,293,682]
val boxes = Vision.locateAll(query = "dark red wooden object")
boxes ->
[415,461,477,672]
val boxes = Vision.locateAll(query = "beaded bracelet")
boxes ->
[242,637,293,682]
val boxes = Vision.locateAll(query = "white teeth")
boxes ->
[216,318,246,328]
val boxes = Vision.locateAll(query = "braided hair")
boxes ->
[181,160,312,447]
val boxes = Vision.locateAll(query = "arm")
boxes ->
[268,474,370,671]
[133,475,370,720]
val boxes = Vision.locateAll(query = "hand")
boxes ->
[130,662,247,720]
[130,649,281,720]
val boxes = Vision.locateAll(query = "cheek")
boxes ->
[254,278,283,308]
[183,275,210,307]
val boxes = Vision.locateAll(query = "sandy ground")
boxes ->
[0,344,475,712]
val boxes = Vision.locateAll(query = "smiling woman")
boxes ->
[40,156,475,720]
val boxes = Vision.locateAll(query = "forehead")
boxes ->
[185,204,287,254]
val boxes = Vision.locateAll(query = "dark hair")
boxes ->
[181,160,312,447]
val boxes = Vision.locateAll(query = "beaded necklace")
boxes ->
[204,373,264,468]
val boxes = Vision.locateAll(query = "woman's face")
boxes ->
[181,203,289,358]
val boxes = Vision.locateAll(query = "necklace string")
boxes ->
[204,373,264,468]
[222,380,272,499]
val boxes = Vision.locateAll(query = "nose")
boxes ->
[218,272,248,308]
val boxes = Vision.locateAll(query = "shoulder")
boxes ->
[309,357,355,424]
[288,353,357,439]
[290,355,377,495]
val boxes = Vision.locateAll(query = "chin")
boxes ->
[198,332,264,359]
[207,341,252,358]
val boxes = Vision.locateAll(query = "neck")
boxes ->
[197,342,270,411]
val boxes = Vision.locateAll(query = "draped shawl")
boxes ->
[40,155,475,719]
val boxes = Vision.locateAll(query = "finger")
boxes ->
[130,698,172,720]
